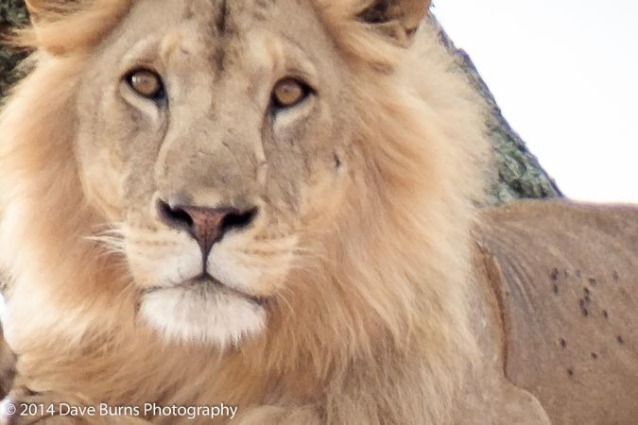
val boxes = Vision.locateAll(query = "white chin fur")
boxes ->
[140,286,266,348]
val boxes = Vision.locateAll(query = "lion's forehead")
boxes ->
[123,0,317,46]
[113,0,324,91]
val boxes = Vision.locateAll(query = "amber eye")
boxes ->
[272,78,310,109]
[126,69,165,100]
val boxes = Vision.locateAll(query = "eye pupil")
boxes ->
[128,69,163,99]
[273,79,308,109]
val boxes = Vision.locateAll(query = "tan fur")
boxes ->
[2,1,634,425]
[0,1,488,423]
[472,201,638,425]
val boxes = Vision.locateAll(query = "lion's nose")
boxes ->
[157,199,258,256]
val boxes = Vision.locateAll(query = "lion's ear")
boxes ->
[20,0,127,55]
[24,0,64,25]
[358,0,431,45]
[22,0,73,53]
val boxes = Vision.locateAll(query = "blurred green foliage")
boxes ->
[0,0,28,99]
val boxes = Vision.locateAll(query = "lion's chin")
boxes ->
[139,284,266,347]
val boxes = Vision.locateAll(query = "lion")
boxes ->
[0,0,636,424]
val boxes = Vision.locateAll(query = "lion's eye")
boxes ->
[126,69,165,100]
[272,78,311,109]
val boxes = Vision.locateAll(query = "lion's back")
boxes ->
[477,200,638,425]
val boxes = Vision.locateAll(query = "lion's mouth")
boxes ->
[143,274,266,306]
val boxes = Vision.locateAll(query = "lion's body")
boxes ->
[0,0,636,424]
[473,201,638,424]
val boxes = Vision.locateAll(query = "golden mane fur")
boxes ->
[0,0,491,423]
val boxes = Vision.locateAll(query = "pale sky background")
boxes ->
[434,1,638,203]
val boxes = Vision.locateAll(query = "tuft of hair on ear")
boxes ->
[14,0,132,56]
[313,0,432,70]
[24,0,74,22]
[357,0,431,46]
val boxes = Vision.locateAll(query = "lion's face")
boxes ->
[74,0,355,345]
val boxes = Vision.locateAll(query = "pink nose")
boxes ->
[157,200,257,256]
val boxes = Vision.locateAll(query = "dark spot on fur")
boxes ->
[23,387,38,396]
[213,48,226,74]
[553,283,559,294]
[405,27,418,38]
[579,298,590,317]
[617,336,625,345]
[334,154,342,170]
[588,278,597,286]
[550,268,559,281]
[560,338,567,348]
[183,5,194,19]
[216,0,229,34]
[603,310,609,319]
[567,368,574,377]
[612,271,620,282]
[591,352,598,360]
[358,0,392,24]
[583,287,590,296]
